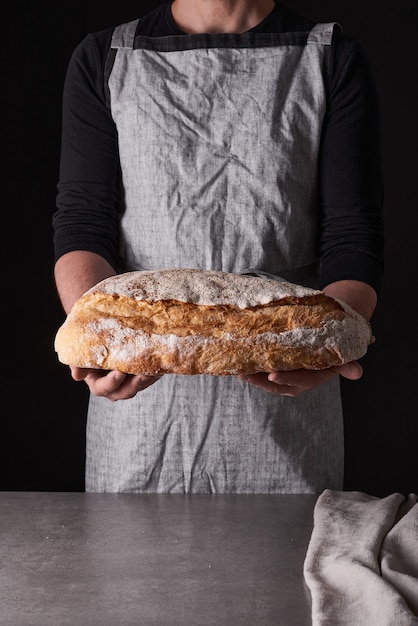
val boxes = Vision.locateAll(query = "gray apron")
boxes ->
[85,21,344,493]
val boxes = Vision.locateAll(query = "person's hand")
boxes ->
[69,366,162,401]
[237,361,363,397]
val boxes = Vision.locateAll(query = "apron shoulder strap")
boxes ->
[307,22,342,46]
[111,18,140,49]
[104,19,141,108]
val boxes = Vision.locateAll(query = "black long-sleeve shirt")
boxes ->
[53,0,384,292]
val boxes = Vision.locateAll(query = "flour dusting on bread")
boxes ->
[88,268,319,308]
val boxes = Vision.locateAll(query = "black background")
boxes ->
[4,1,417,495]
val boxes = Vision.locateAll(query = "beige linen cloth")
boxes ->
[303,489,418,625]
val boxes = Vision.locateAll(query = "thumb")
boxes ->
[70,365,88,381]
[332,361,363,380]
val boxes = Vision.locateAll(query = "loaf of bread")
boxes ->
[54,268,374,376]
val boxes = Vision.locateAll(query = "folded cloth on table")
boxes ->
[303,489,418,626]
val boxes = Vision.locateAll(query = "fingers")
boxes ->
[267,369,331,385]
[69,365,89,381]
[238,361,364,397]
[98,374,162,401]
[238,372,297,395]
[267,369,336,396]
[331,361,363,380]
[69,367,162,401]
[85,370,128,397]
[238,372,309,396]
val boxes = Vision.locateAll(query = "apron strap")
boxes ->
[104,19,141,108]
[307,22,342,46]
[111,19,140,49]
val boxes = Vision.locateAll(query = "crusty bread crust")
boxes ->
[54,269,374,375]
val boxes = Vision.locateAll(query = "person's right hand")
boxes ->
[69,366,162,401]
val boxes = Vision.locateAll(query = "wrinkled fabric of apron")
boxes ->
[86,21,344,493]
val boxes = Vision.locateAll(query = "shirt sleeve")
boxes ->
[318,31,384,292]
[53,29,123,270]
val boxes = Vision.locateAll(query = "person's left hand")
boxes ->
[236,361,363,397]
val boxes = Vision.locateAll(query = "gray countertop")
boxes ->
[0,492,317,625]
